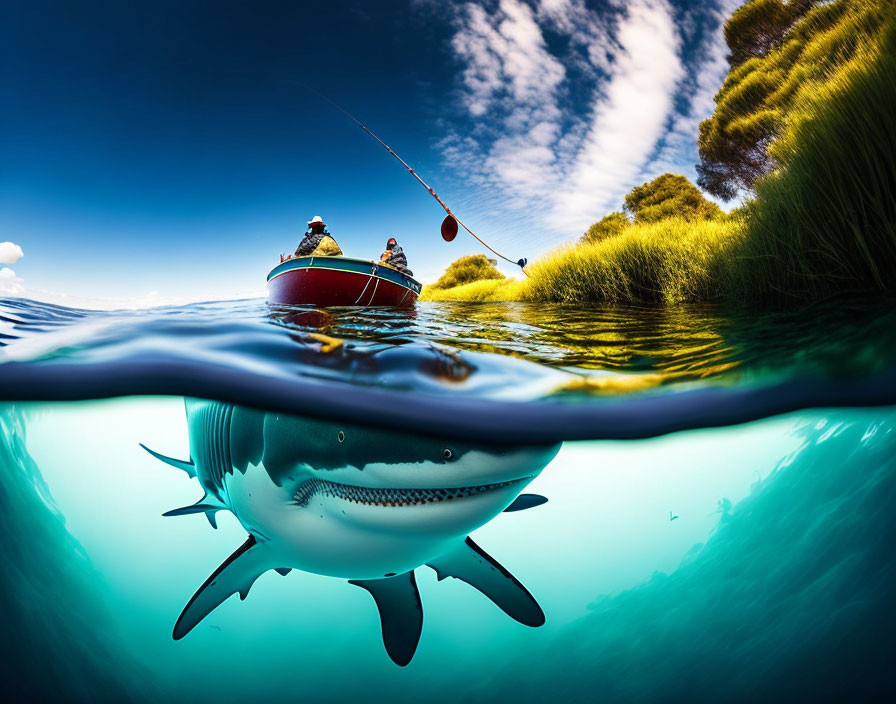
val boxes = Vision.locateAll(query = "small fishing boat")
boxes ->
[266,101,525,310]
[267,255,422,307]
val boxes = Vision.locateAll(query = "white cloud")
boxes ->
[551,0,683,230]
[441,0,571,240]
[439,0,735,247]
[0,267,24,295]
[0,241,24,265]
[536,0,617,74]
[453,0,566,119]
[642,0,742,181]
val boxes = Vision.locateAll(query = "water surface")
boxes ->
[1,295,894,702]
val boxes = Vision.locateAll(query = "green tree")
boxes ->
[697,0,887,199]
[623,174,721,223]
[582,212,629,244]
[724,0,816,68]
[429,254,505,290]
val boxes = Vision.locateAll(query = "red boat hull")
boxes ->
[267,256,421,307]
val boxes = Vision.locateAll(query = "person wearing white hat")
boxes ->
[295,216,343,257]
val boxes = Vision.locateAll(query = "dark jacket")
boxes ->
[295,230,342,257]
[381,245,412,276]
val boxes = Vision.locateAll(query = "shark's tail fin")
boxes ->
[140,443,196,478]
[427,537,544,627]
[173,536,274,640]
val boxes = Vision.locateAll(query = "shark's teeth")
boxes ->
[292,478,523,507]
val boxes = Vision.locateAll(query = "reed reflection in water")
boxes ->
[269,297,896,384]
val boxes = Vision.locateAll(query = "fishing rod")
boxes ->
[317,92,529,274]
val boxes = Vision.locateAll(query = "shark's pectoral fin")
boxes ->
[163,493,227,529]
[349,572,423,667]
[503,493,548,512]
[163,503,219,518]
[427,537,544,627]
[140,443,196,478]
[173,536,269,640]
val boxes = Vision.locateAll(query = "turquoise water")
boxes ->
[2,297,895,701]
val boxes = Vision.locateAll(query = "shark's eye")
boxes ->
[337,431,345,443]
[442,448,455,461]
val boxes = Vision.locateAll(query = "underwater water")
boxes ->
[1,296,895,702]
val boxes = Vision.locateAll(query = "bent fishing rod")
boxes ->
[317,92,529,274]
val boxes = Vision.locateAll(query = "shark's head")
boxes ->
[221,407,560,578]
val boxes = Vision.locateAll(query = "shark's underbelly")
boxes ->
[220,462,537,580]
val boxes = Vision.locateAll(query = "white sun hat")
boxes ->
[307,215,326,226]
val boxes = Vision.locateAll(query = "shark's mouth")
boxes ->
[292,477,526,507]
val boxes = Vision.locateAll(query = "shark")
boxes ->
[142,398,561,665]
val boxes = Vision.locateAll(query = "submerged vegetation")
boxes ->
[426,0,896,307]
[0,407,157,700]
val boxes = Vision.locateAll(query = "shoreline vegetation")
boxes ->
[422,0,896,307]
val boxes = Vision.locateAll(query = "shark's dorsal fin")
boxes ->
[503,493,548,512]
[140,443,196,478]
[348,572,423,667]
[427,537,544,627]
[173,536,270,640]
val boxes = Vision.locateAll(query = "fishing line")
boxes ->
[313,89,530,274]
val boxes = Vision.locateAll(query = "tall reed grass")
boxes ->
[419,277,527,302]
[424,218,742,305]
[524,218,742,304]
[728,17,896,303]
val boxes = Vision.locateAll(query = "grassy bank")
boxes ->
[524,218,742,305]
[423,218,742,305]
[425,2,896,307]
[419,277,527,302]
[732,19,896,303]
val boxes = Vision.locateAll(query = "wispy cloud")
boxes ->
[449,0,567,210]
[439,0,735,249]
[552,0,683,230]
[453,0,566,119]
[641,0,743,183]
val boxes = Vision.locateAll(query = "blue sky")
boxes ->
[1,0,741,306]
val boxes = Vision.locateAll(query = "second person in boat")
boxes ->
[295,215,343,257]
[380,237,413,276]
